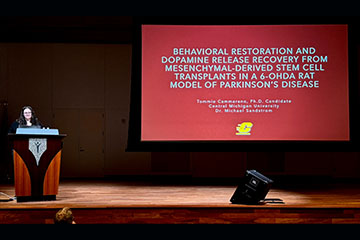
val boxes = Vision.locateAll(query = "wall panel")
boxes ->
[52,44,105,109]
[7,43,53,127]
[104,44,151,175]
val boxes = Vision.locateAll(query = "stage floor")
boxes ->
[1,179,360,224]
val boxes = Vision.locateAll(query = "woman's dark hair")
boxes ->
[16,106,41,126]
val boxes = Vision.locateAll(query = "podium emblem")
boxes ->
[29,138,47,166]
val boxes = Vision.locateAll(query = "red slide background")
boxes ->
[141,25,349,141]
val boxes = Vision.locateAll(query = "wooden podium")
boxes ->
[8,130,66,202]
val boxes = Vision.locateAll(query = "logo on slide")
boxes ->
[236,122,254,136]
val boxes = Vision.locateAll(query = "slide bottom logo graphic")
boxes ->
[236,122,254,136]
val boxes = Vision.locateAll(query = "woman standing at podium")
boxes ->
[8,106,42,133]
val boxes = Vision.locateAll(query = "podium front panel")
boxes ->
[9,134,66,201]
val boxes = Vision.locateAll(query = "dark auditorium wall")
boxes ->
[0,17,359,181]
[1,42,151,178]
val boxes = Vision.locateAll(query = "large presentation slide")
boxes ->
[141,24,349,141]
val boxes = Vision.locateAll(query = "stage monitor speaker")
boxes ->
[230,170,273,205]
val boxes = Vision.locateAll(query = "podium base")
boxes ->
[16,195,56,202]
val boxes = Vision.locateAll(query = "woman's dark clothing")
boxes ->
[8,121,42,134]
[8,121,19,134]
